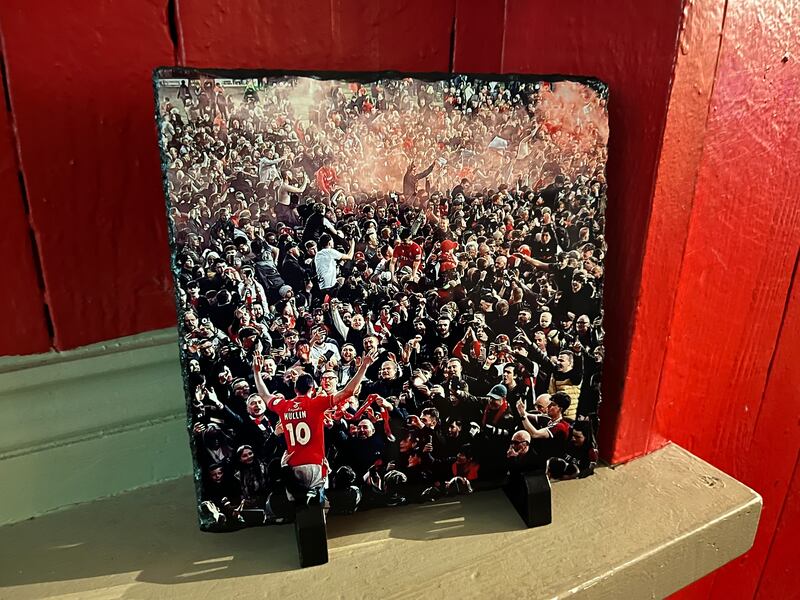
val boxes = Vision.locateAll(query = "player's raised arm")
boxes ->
[334,349,377,404]
[252,351,276,405]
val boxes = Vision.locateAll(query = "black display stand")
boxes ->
[291,472,552,567]
[503,470,553,528]
[294,503,328,567]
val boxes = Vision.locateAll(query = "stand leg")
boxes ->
[503,470,552,528]
[293,495,329,567]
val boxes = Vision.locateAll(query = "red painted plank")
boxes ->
[0,0,177,350]
[177,0,457,72]
[672,258,800,599]
[0,70,50,355]
[654,0,800,596]
[452,0,505,74]
[668,577,717,600]
[708,259,800,599]
[500,0,685,461]
[756,452,800,599]
[615,0,727,463]
[652,0,800,465]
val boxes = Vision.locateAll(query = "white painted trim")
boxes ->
[0,328,193,525]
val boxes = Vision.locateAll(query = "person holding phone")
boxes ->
[309,325,341,367]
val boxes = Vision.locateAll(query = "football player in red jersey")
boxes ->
[252,349,377,504]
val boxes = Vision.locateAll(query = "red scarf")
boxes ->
[482,399,509,426]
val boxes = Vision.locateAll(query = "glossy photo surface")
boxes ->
[154,69,608,529]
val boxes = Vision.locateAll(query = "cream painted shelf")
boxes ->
[0,443,760,600]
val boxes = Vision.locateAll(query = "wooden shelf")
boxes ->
[0,443,760,599]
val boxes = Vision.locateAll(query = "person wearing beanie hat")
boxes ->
[487,383,507,400]
[279,242,309,294]
[478,382,519,481]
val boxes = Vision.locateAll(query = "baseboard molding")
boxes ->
[0,328,193,525]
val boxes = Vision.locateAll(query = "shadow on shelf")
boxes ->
[0,475,535,588]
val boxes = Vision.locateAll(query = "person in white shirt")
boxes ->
[258,150,286,183]
[237,265,268,311]
[308,325,342,370]
[314,233,354,295]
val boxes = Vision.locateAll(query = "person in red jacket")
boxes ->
[314,159,337,196]
[391,227,423,281]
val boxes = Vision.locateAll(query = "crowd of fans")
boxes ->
[158,73,607,528]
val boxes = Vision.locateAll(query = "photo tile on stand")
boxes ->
[154,69,608,530]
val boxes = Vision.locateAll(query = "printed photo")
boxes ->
[154,69,608,530]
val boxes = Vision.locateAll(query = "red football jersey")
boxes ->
[394,241,422,269]
[268,393,337,468]
[314,166,337,195]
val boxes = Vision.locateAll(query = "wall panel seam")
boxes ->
[0,29,55,348]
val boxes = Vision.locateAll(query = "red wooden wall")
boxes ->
[0,70,50,354]
[655,0,800,598]
[0,1,797,596]
[0,0,176,352]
